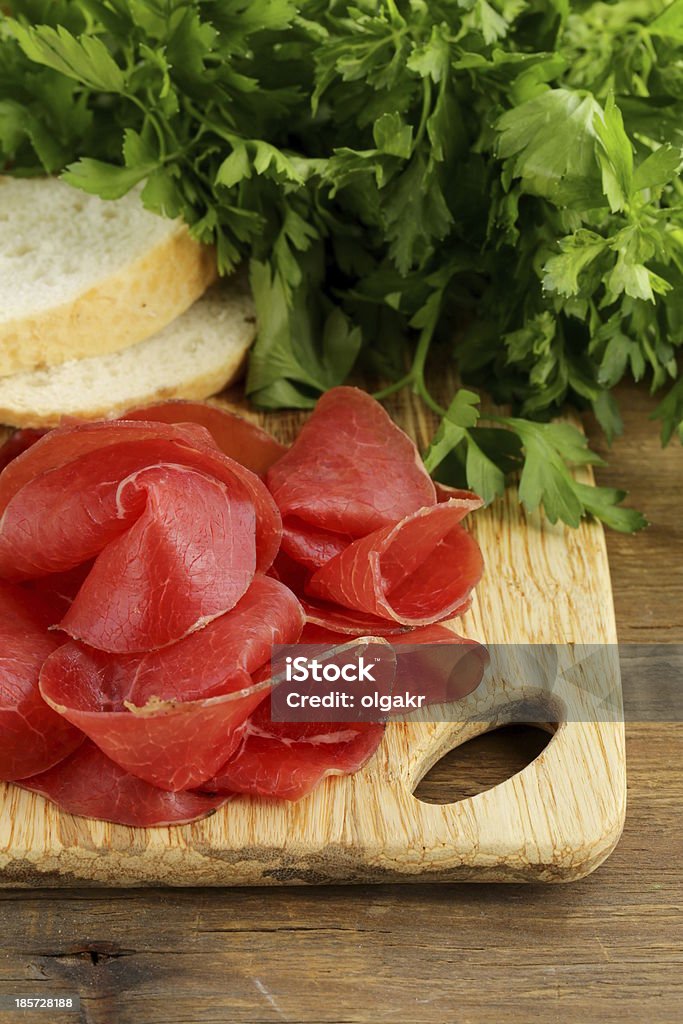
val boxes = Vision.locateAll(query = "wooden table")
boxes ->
[0,383,681,1024]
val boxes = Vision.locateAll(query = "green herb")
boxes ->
[1,1,681,531]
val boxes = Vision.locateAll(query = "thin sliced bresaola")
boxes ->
[18,741,226,827]
[122,401,287,475]
[269,550,410,636]
[266,387,436,570]
[306,497,484,626]
[0,428,46,472]
[0,441,254,582]
[0,419,281,574]
[39,577,305,791]
[301,622,488,708]
[60,464,256,652]
[301,597,410,636]
[201,696,385,802]
[25,562,95,620]
[0,582,82,781]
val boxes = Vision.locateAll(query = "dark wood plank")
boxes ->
[1,381,681,1024]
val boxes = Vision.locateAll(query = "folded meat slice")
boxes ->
[25,562,95,620]
[0,419,281,574]
[0,582,82,781]
[122,401,287,476]
[306,497,484,626]
[18,741,226,827]
[270,550,411,636]
[266,387,436,569]
[300,622,472,644]
[279,518,351,572]
[301,598,411,637]
[301,622,488,708]
[39,577,305,791]
[0,428,46,471]
[201,697,385,802]
[60,464,256,652]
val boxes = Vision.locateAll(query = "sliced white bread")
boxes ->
[0,282,255,427]
[0,176,216,377]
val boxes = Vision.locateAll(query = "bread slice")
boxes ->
[0,176,216,378]
[0,282,255,427]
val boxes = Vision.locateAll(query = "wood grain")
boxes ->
[0,383,680,1023]
[0,389,625,886]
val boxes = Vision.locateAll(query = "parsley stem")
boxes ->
[184,102,237,146]
[372,373,413,401]
[412,320,435,384]
[125,93,167,160]
[414,78,432,150]
[414,378,447,418]
[373,319,447,418]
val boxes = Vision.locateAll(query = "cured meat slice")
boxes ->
[280,518,350,572]
[270,550,409,636]
[0,420,195,513]
[434,483,481,504]
[299,622,460,644]
[0,582,82,781]
[301,598,410,637]
[18,741,226,826]
[306,498,483,626]
[39,652,263,792]
[66,576,304,707]
[266,387,436,568]
[0,443,251,582]
[122,401,287,475]
[0,419,281,573]
[39,577,305,791]
[60,464,256,652]
[0,428,46,472]
[301,622,487,707]
[201,697,385,802]
[25,562,95,621]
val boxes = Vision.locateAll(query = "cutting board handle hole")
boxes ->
[413,724,555,806]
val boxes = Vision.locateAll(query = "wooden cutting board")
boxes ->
[0,390,625,886]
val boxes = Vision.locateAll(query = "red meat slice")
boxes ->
[266,387,436,569]
[301,622,488,707]
[434,483,481,504]
[270,550,410,636]
[39,577,305,791]
[201,696,385,802]
[280,518,351,572]
[25,562,95,621]
[122,401,287,475]
[0,582,82,781]
[0,428,47,472]
[306,497,483,626]
[60,464,256,652]
[301,598,411,636]
[0,420,281,573]
[299,622,462,644]
[18,741,226,826]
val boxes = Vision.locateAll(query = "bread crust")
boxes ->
[0,352,248,428]
[0,225,217,378]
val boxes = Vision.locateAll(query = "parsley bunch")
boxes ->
[2,1,681,531]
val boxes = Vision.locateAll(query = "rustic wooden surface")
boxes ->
[0,389,625,887]
[0,381,681,1022]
